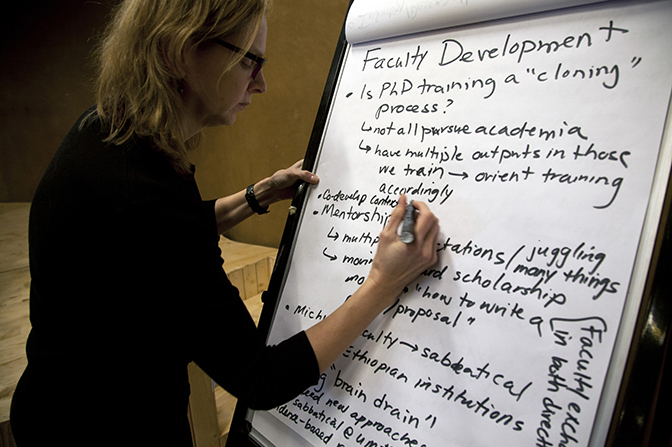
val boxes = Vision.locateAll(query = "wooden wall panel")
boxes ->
[0,0,351,249]
[190,0,351,247]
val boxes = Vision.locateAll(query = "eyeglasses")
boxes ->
[213,39,266,80]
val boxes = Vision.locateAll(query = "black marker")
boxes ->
[400,200,416,244]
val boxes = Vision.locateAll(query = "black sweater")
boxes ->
[10,108,318,446]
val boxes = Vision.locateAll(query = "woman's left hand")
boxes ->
[262,159,319,203]
[213,160,319,234]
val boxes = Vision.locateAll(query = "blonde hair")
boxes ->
[92,0,270,174]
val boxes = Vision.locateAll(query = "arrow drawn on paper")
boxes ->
[322,248,337,261]
[448,171,469,180]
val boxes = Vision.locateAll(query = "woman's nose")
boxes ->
[250,69,267,94]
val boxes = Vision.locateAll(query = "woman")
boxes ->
[10,0,440,445]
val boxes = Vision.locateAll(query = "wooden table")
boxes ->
[0,203,30,447]
[0,203,276,447]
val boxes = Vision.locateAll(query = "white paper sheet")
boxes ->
[255,1,672,446]
[345,0,610,44]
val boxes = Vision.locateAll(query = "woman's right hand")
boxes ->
[366,194,440,303]
[305,194,439,373]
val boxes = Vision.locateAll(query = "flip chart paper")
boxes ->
[252,1,672,446]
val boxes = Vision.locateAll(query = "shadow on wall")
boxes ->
[0,0,112,202]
